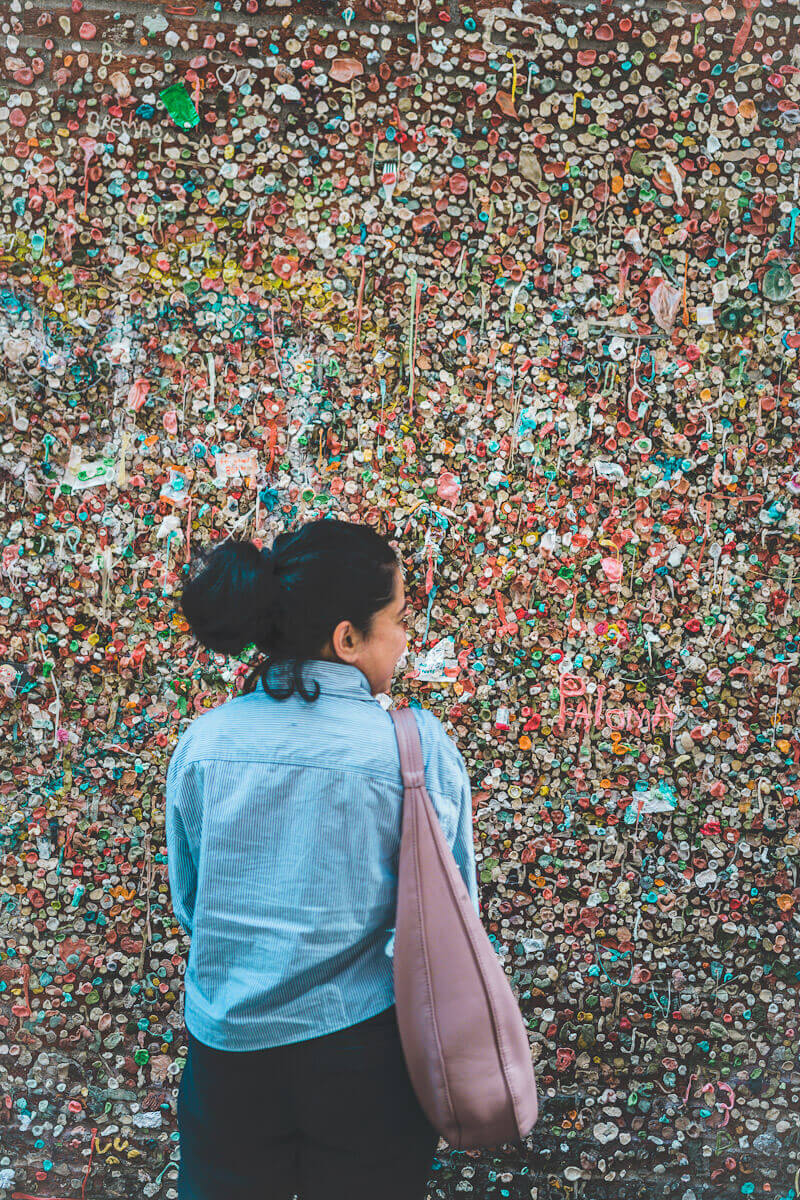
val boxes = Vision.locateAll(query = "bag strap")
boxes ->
[389,707,426,791]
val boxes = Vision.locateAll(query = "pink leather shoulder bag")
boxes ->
[389,706,539,1150]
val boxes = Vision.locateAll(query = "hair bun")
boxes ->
[180,539,279,656]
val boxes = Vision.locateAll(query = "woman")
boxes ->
[166,518,480,1200]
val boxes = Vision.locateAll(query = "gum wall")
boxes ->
[1,0,800,1197]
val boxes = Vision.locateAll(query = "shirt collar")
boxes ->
[260,658,377,701]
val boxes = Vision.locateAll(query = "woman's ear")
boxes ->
[331,619,362,660]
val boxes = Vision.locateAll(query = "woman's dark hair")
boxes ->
[179,518,400,701]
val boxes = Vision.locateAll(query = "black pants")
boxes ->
[176,1003,441,1200]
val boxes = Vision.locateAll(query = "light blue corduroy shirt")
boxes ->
[165,658,480,1051]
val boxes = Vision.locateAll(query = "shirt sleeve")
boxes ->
[449,747,481,918]
[384,714,480,959]
[165,752,201,937]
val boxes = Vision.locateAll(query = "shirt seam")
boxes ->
[173,756,461,810]
[178,754,431,789]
